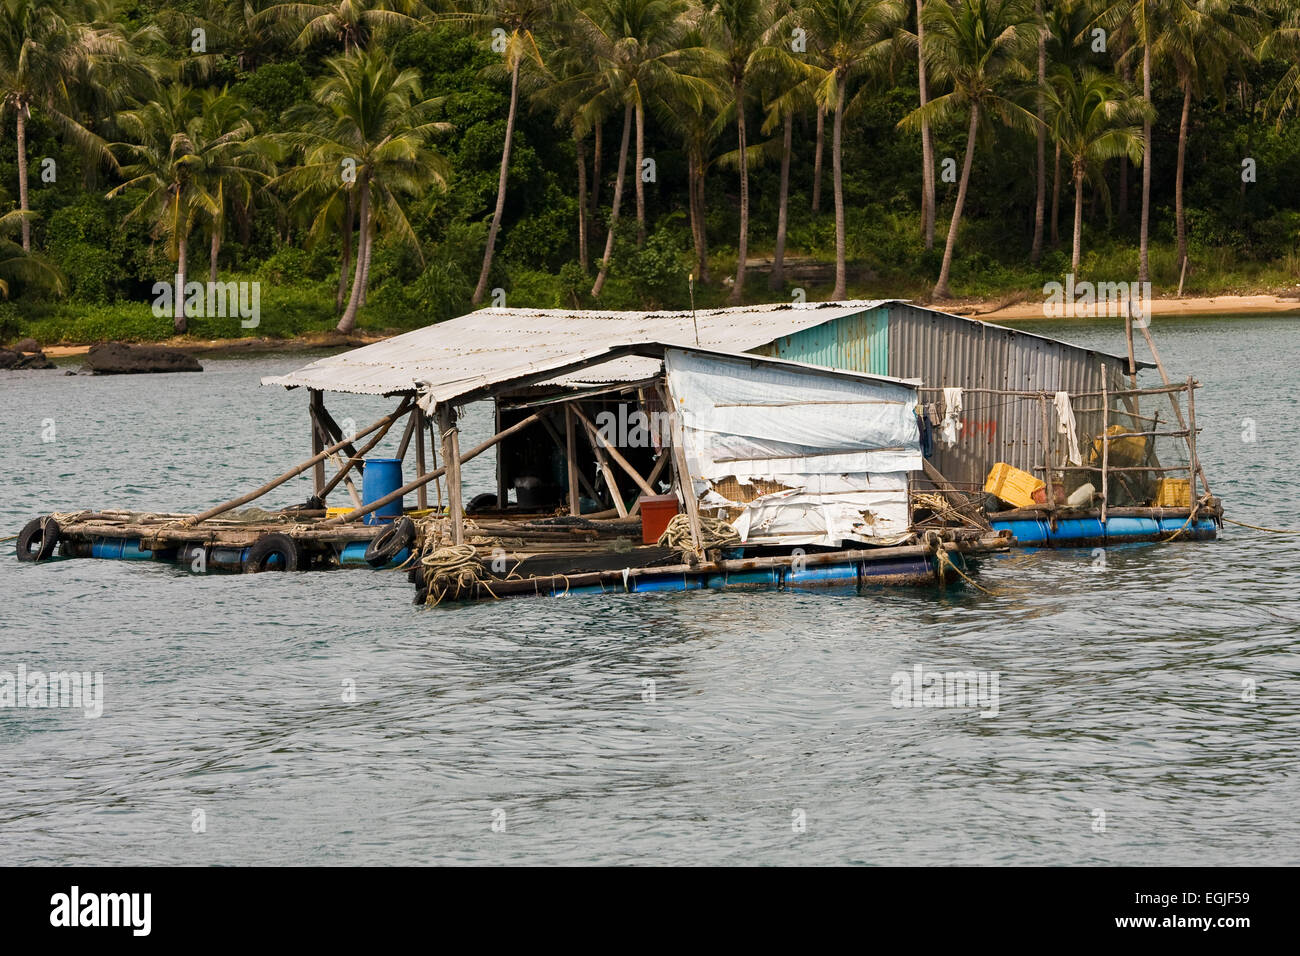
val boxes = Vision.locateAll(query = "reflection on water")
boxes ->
[1,318,1298,865]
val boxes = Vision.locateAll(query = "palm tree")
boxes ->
[277,49,450,333]
[0,0,128,252]
[461,0,558,305]
[257,0,429,52]
[800,0,907,300]
[902,0,1038,299]
[701,0,783,304]
[1042,66,1148,271]
[107,84,220,333]
[573,0,703,296]
[195,89,278,282]
[1152,0,1256,290]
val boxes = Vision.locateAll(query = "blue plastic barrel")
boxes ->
[361,458,404,524]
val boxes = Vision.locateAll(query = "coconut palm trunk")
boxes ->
[472,57,521,305]
[730,80,748,304]
[175,233,188,334]
[1030,1,1046,264]
[1050,141,1061,246]
[1139,43,1152,284]
[634,100,646,246]
[918,0,935,248]
[337,194,353,312]
[210,227,220,283]
[337,179,370,333]
[1071,165,1085,272]
[932,104,980,300]
[15,105,31,252]
[812,106,824,212]
[831,75,848,300]
[1175,73,1191,287]
[770,110,793,290]
[576,135,589,272]
[592,103,633,297]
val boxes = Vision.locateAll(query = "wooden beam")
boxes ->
[1137,322,1211,495]
[320,398,414,498]
[415,406,428,510]
[187,402,414,525]
[574,411,628,517]
[325,412,543,527]
[568,403,656,497]
[395,406,419,460]
[920,459,991,530]
[537,412,601,501]
[313,415,363,509]
[1101,366,1109,523]
[565,404,581,516]
[628,452,670,517]
[659,383,704,556]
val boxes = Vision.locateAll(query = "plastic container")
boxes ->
[1155,478,1191,508]
[984,462,1045,509]
[639,493,680,544]
[360,458,403,525]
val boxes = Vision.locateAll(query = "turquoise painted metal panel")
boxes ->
[757,306,890,376]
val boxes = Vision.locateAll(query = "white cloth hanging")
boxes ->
[938,387,963,448]
[1054,391,1082,466]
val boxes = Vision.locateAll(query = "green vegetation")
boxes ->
[0,0,1298,345]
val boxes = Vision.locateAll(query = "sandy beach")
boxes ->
[964,292,1300,321]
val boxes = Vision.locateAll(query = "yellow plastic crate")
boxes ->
[984,462,1045,509]
[1155,478,1191,508]
[1089,425,1148,467]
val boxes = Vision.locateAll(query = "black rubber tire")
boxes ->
[243,533,303,573]
[465,493,498,515]
[413,586,429,605]
[17,517,60,562]
[365,517,415,568]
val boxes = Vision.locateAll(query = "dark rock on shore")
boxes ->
[84,342,203,375]
[0,345,55,369]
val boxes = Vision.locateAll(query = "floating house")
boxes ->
[15,300,1219,598]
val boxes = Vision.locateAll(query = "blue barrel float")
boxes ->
[360,458,403,524]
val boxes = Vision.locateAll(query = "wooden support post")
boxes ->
[437,404,464,545]
[578,414,628,519]
[660,383,704,557]
[395,407,419,461]
[1137,322,1211,495]
[313,415,363,509]
[1186,375,1199,511]
[309,389,325,498]
[1100,366,1110,523]
[565,404,581,516]
[415,406,428,510]
[495,400,509,511]
[1039,394,1054,511]
[569,403,656,497]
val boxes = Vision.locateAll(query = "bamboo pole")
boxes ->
[565,404,581,516]
[324,412,543,527]
[660,384,704,556]
[415,406,428,510]
[1186,374,1199,511]
[569,403,657,497]
[1100,366,1109,523]
[319,398,413,498]
[395,407,419,461]
[1040,394,1054,510]
[313,415,363,509]
[186,402,415,525]
[1137,322,1211,494]
[494,401,508,510]
[438,404,464,545]
[309,390,326,497]
[577,412,628,519]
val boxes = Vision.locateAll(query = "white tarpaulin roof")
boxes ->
[663,348,921,547]
[261,300,895,398]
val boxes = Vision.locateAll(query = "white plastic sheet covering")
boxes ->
[664,348,921,547]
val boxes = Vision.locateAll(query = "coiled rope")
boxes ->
[419,544,493,606]
[657,513,740,553]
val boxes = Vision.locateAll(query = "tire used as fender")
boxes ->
[365,517,415,568]
[16,516,60,562]
[243,533,304,572]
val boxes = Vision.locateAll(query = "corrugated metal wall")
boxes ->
[750,302,1130,489]
[753,305,890,377]
[883,303,1128,488]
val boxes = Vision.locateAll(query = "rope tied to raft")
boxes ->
[1222,516,1300,535]
[419,544,494,606]
[923,529,997,596]
[657,513,740,554]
